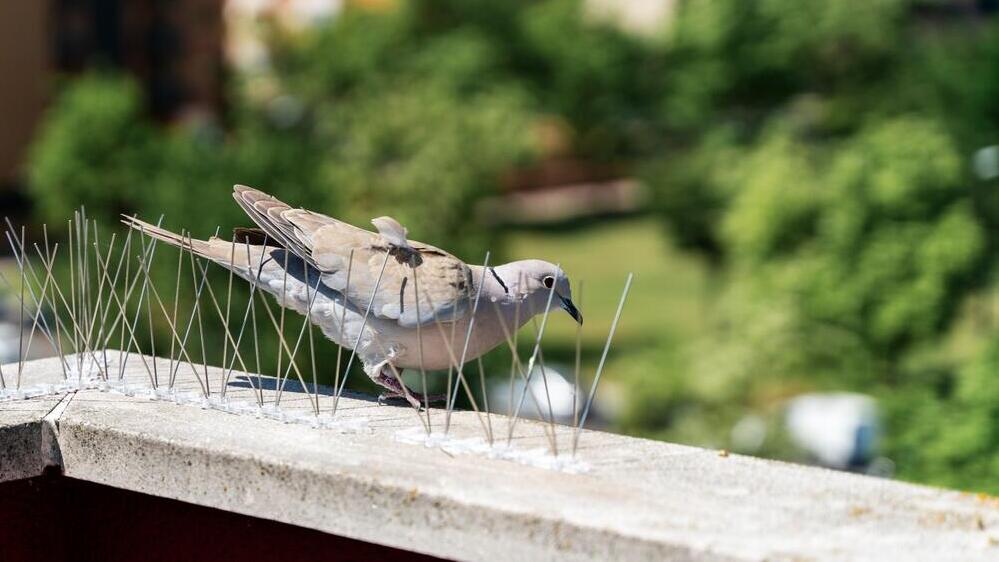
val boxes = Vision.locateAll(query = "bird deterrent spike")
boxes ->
[573,281,584,430]
[333,249,391,417]
[137,227,160,387]
[76,212,86,357]
[3,228,66,375]
[186,231,212,395]
[274,248,291,405]
[24,239,68,377]
[16,226,25,389]
[412,263,432,433]
[86,226,116,379]
[81,228,116,380]
[92,222,112,376]
[332,249,354,415]
[134,230,210,396]
[477,355,493,445]
[220,240,264,403]
[508,272,524,421]
[91,229,161,388]
[195,257,261,405]
[252,274,312,408]
[419,285,491,440]
[18,244,61,387]
[115,219,163,382]
[506,263,561,444]
[116,229,134,379]
[68,218,77,364]
[248,244,264,406]
[168,231,186,381]
[444,251,492,435]
[41,225,70,381]
[136,248,208,397]
[80,215,93,358]
[572,273,633,457]
[217,235,271,406]
[274,254,307,402]
[220,235,236,396]
[9,225,101,376]
[534,333,559,457]
[306,274,319,417]
[488,290,558,452]
[274,261,323,414]
[165,232,211,388]
[27,240,91,376]
[100,222,162,381]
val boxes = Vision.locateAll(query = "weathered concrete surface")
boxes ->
[0,396,63,482]
[3,353,999,561]
[0,356,70,482]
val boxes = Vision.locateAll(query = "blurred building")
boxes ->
[226,0,342,73]
[0,0,225,196]
[585,0,676,37]
[0,3,49,195]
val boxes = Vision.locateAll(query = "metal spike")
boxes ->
[412,262,432,432]
[195,257,260,406]
[444,252,491,434]
[134,229,209,396]
[419,285,491,439]
[572,273,633,456]
[507,265,561,444]
[488,284,558,451]
[573,281,584,429]
[17,244,61,388]
[274,262,322,414]
[165,235,212,388]
[333,250,391,416]
[332,249,354,415]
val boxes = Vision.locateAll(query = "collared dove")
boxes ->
[123,185,581,406]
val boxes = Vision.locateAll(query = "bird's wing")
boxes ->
[233,185,472,327]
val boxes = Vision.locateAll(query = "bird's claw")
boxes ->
[377,391,420,409]
[377,390,445,409]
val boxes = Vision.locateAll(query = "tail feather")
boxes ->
[121,215,279,279]
[120,215,214,258]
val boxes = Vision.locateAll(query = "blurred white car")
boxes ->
[786,392,880,471]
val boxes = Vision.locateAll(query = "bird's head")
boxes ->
[491,260,582,325]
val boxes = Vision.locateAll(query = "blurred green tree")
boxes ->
[27,74,156,222]
[639,0,999,491]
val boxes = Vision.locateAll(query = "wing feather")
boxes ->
[232,185,472,326]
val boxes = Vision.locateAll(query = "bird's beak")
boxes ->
[560,295,583,325]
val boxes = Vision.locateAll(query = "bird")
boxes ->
[123,185,582,407]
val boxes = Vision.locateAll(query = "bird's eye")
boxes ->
[542,276,555,289]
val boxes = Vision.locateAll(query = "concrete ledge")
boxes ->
[2,354,999,561]
[0,393,63,483]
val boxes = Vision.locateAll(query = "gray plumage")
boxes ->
[123,185,581,405]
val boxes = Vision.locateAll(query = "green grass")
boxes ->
[501,216,713,387]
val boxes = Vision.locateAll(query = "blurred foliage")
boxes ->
[319,82,533,259]
[27,75,156,221]
[28,74,322,231]
[884,337,999,491]
[639,2,999,493]
[21,0,999,492]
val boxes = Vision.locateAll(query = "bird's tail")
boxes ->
[120,215,281,285]
[121,215,216,259]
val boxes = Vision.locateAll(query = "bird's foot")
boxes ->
[377,391,447,408]
[373,371,445,408]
